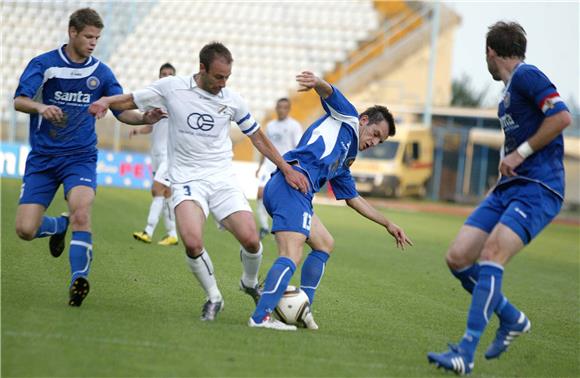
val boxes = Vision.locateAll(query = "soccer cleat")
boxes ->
[158,235,178,246]
[302,310,319,330]
[133,231,152,244]
[428,344,474,375]
[248,315,297,331]
[69,276,90,307]
[239,280,261,304]
[258,227,269,240]
[49,213,69,258]
[200,299,224,321]
[485,312,531,359]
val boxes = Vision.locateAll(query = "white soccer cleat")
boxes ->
[302,310,319,330]
[248,315,297,331]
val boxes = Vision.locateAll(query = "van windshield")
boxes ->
[358,141,399,160]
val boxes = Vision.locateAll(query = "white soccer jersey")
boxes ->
[150,117,169,158]
[133,75,260,183]
[262,117,302,172]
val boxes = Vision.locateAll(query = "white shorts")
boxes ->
[171,173,252,222]
[257,163,277,188]
[151,155,170,187]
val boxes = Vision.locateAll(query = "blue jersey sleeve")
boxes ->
[321,85,359,119]
[14,58,44,99]
[103,67,124,118]
[329,171,358,200]
[514,67,568,117]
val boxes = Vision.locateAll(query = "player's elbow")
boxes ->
[560,111,573,130]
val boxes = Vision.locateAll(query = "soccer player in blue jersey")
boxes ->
[248,71,413,331]
[427,21,572,374]
[13,8,163,307]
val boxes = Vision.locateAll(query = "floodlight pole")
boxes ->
[423,1,441,129]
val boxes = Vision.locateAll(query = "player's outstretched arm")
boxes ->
[89,94,138,119]
[249,129,310,193]
[129,124,154,138]
[117,108,166,126]
[345,196,413,250]
[296,71,333,99]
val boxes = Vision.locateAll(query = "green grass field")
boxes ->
[1,178,579,377]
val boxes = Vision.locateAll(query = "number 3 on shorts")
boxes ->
[302,212,312,231]
[183,185,191,196]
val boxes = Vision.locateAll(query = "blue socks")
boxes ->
[34,215,68,238]
[252,257,296,323]
[452,263,521,324]
[459,263,504,358]
[300,250,330,305]
[69,231,93,285]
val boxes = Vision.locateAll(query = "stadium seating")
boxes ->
[1,0,380,129]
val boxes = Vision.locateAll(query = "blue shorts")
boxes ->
[465,181,562,245]
[263,169,314,238]
[19,151,97,208]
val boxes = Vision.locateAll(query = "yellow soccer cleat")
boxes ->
[158,235,178,246]
[133,231,152,244]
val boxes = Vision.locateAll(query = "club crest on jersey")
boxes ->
[502,91,510,108]
[187,112,215,131]
[86,76,100,90]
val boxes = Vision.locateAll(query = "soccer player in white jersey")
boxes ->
[89,42,309,321]
[130,63,179,246]
[255,98,302,239]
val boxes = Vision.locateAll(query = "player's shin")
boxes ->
[240,243,263,288]
[252,257,296,322]
[69,231,93,283]
[163,199,178,238]
[186,249,222,303]
[35,215,68,238]
[145,196,164,235]
[452,263,521,323]
[459,262,504,357]
[300,250,330,305]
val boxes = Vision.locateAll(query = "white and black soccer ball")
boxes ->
[274,285,311,326]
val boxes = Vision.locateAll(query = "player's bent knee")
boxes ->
[480,244,505,264]
[239,234,260,252]
[70,210,90,229]
[445,247,472,270]
[182,239,204,257]
[15,224,36,241]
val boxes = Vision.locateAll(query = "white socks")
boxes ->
[240,243,263,288]
[186,250,222,303]
[145,196,164,235]
[256,199,269,230]
[162,198,178,238]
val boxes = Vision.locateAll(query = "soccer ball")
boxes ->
[274,285,311,326]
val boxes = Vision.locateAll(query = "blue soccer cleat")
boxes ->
[428,344,474,375]
[485,312,531,359]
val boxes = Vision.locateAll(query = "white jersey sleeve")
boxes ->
[133,76,173,111]
[232,93,260,136]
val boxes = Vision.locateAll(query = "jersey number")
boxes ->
[302,212,312,231]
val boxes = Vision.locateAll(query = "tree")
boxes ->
[451,74,488,107]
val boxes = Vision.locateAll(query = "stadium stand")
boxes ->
[1,0,381,151]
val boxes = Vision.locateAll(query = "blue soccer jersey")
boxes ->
[284,86,360,200]
[14,45,123,155]
[497,63,569,198]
